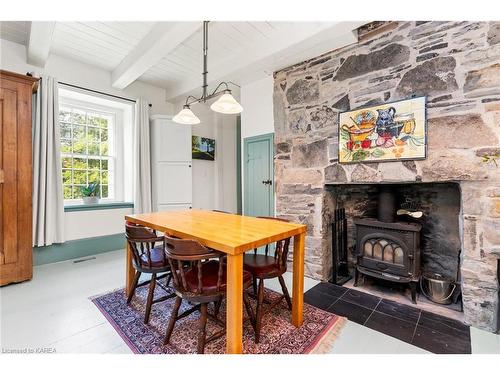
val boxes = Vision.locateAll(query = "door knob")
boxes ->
[261,179,272,185]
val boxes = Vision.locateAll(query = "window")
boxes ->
[59,106,115,201]
[58,89,132,205]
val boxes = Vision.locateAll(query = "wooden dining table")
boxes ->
[124,209,307,354]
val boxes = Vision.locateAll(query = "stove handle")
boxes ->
[382,272,401,281]
[375,262,388,271]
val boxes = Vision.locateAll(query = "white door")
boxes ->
[151,116,192,211]
[157,162,192,205]
[152,119,191,162]
[158,204,192,212]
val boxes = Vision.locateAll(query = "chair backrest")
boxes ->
[125,222,166,268]
[255,216,291,273]
[165,235,225,295]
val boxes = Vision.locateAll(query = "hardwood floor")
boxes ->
[0,250,129,353]
[1,249,496,354]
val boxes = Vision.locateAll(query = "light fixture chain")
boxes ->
[202,21,209,101]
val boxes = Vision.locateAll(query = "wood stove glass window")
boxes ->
[364,238,404,265]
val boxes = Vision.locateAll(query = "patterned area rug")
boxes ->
[91,283,346,354]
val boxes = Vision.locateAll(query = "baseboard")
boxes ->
[33,233,125,266]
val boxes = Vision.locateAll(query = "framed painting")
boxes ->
[192,136,216,161]
[338,96,427,163]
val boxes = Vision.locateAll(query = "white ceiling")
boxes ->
[51,22,155,71]
[0,21,30,44]
[139,22,299,89]
[0,21,365,100]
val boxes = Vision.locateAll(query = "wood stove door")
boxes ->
[357,232,411,278]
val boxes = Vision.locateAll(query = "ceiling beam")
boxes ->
[164,22,365,101]
[27,21,55,67]
[111,22,201,90]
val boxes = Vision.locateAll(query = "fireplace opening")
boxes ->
[326,182,463,319]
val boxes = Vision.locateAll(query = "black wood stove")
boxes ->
[353,186,422,304]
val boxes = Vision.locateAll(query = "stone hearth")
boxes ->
[273,21,500,332]
[326,182,462,280]
[324,181,465,321]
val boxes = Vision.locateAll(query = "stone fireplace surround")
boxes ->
[326,182,465,320]
[326,182,462,281]
[272,21,500,332]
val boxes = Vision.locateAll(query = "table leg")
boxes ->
[292,232,305,327]
[125,241,135,295]
[226,253,243,354]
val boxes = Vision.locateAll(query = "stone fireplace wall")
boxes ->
[273,21,500,331]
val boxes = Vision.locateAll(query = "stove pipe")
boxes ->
[377,186,396,222]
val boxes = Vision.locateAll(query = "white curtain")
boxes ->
[133,98,152,213]
[32,76,65,246]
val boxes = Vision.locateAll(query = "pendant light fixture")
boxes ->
[172,105,200,124]
[173,21,243,124]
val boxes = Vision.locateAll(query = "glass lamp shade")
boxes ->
[172,106,200,125]
[210,91,243,114]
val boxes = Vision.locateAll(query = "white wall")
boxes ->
[173,99,238,213]
[216,115,237,212]
[240,75,275,213]
[1,38,173,241]
[64,208,132,241]
[241,75,275,139]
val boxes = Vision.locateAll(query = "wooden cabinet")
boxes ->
[0,70,39,286]
[150,115,192,212]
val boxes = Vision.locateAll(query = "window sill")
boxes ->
[64,202,134,212]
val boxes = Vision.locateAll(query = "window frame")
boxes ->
[58,96,125,205]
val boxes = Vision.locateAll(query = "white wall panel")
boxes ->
[158,204,192,212]
[64,208,132,241]
[150,116,192,211]
[157,163,192,204]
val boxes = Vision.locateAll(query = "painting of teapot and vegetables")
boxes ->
[339,96,427,163]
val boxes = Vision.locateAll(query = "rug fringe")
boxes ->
[308,317,348,354]
[88,287,125,301]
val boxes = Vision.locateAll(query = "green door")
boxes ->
[244,133,274,217]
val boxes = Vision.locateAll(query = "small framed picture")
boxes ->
[192,136,216,161]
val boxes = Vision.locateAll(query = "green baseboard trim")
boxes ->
[33,233,125,266]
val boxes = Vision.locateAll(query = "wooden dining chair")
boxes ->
[125,222,175,324]
[163,235,255,354]
[243,216,292,343]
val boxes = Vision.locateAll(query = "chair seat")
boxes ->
[139,246,169,268]
[243,254,280,277]
[184,260,252,294]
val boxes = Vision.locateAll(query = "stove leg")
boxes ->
[410,282,417,304]
[354,267,359,287]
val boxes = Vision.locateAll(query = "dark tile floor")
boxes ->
[304,282,471,354]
